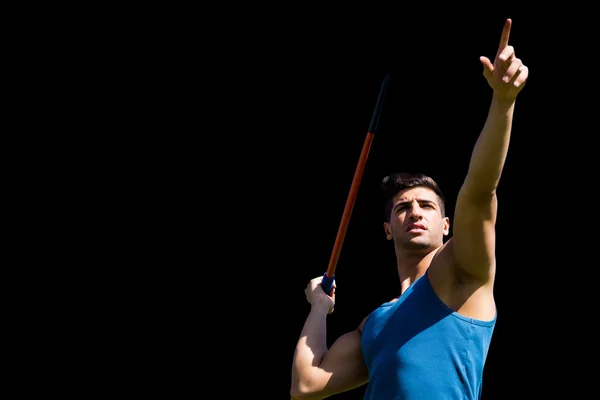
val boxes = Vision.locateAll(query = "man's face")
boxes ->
[383,187,449,251]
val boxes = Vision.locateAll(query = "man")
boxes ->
[290,18,528,399]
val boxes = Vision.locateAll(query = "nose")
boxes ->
[408,205,423,220]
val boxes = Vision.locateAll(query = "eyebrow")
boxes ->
[393,198,437,212]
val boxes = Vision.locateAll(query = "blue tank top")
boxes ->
[361,271,496,399]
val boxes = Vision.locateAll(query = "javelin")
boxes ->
[320,73,390,296]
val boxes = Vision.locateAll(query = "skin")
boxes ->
[291,18,528,399]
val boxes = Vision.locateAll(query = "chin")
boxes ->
[403,240,431,251]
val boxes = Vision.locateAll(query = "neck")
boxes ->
[395,247,440,295]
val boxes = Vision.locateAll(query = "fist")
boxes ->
[304,275,336,314]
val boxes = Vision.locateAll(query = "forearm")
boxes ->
[291,306,329,394]
[465,93,515,195]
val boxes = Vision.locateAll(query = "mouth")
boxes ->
[405,224,426,232]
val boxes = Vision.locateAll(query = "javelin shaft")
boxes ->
[325,132,374,276]
[321,73,390,296]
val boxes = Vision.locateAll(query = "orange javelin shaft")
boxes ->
[320,73,390,296]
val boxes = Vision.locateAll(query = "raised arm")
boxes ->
[290,276,369,399]
[453,18,529,282]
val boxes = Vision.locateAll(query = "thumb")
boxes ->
[479,56,493,80]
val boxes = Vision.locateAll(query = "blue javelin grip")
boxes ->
[321,272,335,296]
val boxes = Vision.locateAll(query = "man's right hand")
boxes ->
[305,275,336,314]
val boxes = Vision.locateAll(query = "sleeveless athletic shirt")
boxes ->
[360,271,496,399]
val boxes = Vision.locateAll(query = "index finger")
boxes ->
[498,18,512,50]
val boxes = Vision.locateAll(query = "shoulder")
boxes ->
[357,298,395,333]
[430,237,493,286]
[428,238,496,320]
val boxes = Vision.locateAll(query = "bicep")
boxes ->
[309,329,369,397]
[452,187,498,282]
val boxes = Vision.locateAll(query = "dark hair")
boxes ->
[382,172,446,222]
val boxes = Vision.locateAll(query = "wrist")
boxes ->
[491,93,517,113]
[310,301,333,315]
[491,91,517,106]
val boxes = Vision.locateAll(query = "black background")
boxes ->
[92,6,597,399]
[205,8,596,400]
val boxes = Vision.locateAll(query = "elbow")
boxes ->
[290,382,323,399]
[289,385,309,399]
[290,384,302,398]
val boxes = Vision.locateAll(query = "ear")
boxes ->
[442,217,450,236]
[383,222,393,240]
